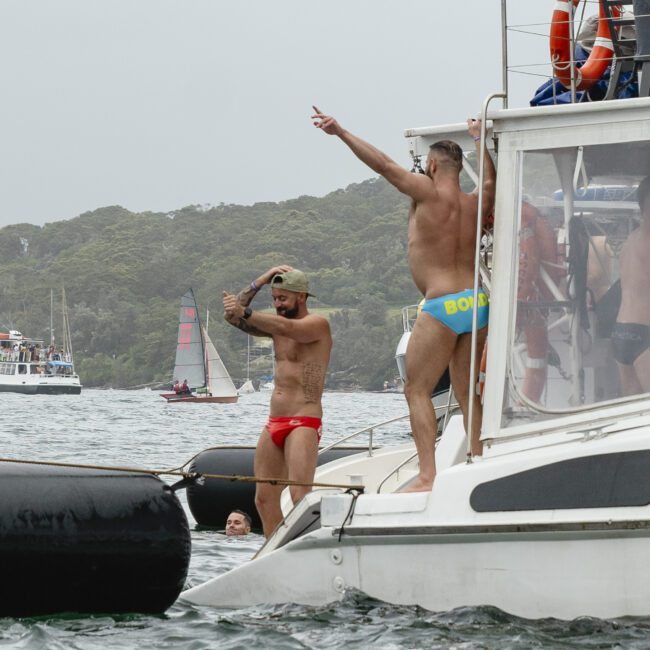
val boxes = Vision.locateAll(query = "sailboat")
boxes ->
[237,336,256,395]
[160,289,238,404]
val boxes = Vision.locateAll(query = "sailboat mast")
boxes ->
[247,335,251,381]
[192,290,208,390]
[50,288,54,346]
[61,288,65,356]
[62,287,73,363]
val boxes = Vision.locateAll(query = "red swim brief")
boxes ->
[265,416,322,449]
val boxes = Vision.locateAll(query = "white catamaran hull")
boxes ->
[183,522,650,620]
[182,423,650,620]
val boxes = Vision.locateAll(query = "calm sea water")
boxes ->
[1,389,649,649]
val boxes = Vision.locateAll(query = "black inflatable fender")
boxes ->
[0,462,191,617]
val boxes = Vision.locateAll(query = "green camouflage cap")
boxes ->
[270,269,315,297]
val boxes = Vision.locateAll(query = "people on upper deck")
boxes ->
[612,176,650,395]
[312,107,495,491]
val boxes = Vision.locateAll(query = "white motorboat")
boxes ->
[183,3,650,619]
[0,289,81,395]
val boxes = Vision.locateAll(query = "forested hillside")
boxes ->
[0,178,419,389]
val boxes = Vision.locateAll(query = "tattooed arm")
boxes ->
[224,290,330,344]
[223,292,271,337]
[236,264,294,307]
[223,309,272,338]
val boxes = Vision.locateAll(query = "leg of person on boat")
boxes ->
[253,419,320,536]
[312,109,496,490]
[223,266,332,536]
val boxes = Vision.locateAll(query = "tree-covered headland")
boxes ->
[0,178,422,390]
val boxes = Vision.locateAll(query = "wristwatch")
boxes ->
[242,307,253,320]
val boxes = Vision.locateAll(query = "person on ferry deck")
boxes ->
[222,265,332,537]
[612,176,650,395]
[312,107,496,491]
[225,510,252,536]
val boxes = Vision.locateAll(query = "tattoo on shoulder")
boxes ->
[236,318,271,338]
[302,362,324,403]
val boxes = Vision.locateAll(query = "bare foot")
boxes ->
[399,475,434,493]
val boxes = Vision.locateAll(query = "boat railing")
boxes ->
[376,450,419,494]
[401,304,419,333]
[319,413,411,458]
[0,349,72,364]
[320,393,461,485]
[374,396,461,493]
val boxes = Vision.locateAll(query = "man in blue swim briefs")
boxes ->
[612,176,650,396]
[223,265,332,537]
[313,107,495,491]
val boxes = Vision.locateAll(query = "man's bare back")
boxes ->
[408,188,481,299]
[313,107,495,491]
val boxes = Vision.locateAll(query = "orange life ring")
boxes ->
[550,0,619,91]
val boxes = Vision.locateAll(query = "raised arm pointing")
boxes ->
[312,106,432,202]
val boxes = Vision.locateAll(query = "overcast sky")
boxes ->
[0,1,551,227]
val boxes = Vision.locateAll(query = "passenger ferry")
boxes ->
[0,288,82,395]
[0,330,81,395]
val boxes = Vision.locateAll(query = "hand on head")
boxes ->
[263,265,293,284]
[311,106,344,136]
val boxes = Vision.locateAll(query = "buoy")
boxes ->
[0,462,191,617]
[187,445,372,529]
[550,0,619,91]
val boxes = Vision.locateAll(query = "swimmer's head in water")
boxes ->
[428,140,463,176]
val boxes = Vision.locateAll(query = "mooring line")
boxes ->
[0,456,365,491]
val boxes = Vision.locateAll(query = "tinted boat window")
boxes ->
[502,141,650,427]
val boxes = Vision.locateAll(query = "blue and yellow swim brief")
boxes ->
[420,289,489,335]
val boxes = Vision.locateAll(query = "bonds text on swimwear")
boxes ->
[443,291,489,315]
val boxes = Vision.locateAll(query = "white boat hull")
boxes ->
[183,519,650,619]
[0,375,81,395]
[182,422,650,619]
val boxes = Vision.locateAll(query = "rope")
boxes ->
[0,456,365,491]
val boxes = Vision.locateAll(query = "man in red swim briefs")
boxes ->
[223,265,332,537]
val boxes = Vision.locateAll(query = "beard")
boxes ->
[276,305,299,319]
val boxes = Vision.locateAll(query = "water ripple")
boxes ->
[1,390,649,647]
